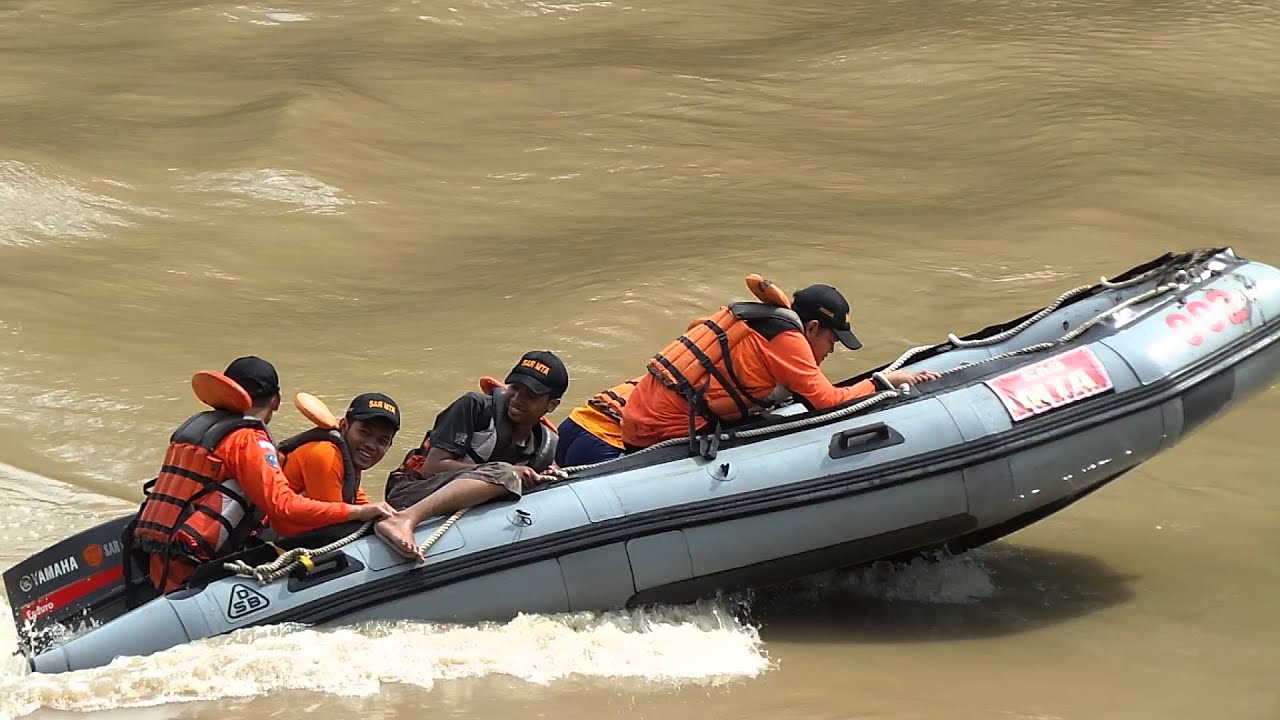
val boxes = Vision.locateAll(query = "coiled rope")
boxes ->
[224,508,471,584]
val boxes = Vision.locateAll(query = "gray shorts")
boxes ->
[385,462,523,510]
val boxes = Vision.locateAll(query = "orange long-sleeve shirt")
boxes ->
[620,328,877,448]
[222,428,354,536]
[280,440,369,536]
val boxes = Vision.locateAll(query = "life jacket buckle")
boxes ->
[698,427,721,461]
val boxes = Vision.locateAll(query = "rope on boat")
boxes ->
[223,524,373,584]
[223,508,469,585]
[223,255,1208,583]
[417,507,468,556]
[924,280,1180,380]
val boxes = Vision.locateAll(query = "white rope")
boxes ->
[224,508,471,585]
[887,261,1177,367]
[923,281,1177,381]
[417,508,467,555]
[223,521,374,584]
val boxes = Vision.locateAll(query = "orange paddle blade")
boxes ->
[746,273,791,309]
[294,392,339,430]
[479,376,558,435]
[191,371,251,413]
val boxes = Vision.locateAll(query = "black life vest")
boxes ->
[277,427,361,505]
[386,387,556,498]
[486,386,556,471]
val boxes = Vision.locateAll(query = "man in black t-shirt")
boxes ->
[375,351,569,560]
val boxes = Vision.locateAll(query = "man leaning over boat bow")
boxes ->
[620,281,940,450]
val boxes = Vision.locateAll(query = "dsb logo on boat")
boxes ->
[226,584,271,621]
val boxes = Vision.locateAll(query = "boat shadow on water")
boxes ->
[738,541,1138,644]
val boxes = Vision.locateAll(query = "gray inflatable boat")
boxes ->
[8,246,1280,675]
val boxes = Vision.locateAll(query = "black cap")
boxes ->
[792,284,862,350]
[345,392,401,431]
[223,356,281,400]
[504,351,569,398]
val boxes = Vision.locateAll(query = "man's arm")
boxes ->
[759,331,878,410]
[419,445,479,476]
[418,394,488,476]
[228,430,382,526]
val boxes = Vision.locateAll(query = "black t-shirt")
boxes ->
[428,392,537,466]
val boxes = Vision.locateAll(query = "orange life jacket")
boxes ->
[282,391,361,503]
[128,370,264,593]
[646,301,803,424]
[586,378,640,424]
[130,411,267,591]
[568,377,642,450]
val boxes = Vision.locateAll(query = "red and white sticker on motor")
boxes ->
[985,346,1115,422]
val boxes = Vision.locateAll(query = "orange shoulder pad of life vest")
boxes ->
[745,274,791,308]
[191,371,251,414]
[294,392,339,430]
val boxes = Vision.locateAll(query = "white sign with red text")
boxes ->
[986,347,1115,422]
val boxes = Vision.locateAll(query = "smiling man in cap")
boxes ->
[375,351,569,560]
[620,282,939,450]
[275,392,403,537]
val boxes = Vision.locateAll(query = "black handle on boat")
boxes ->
[285,553,365,593]
[828,422,905,459]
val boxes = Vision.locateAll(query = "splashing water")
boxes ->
[178,168,357,214]
[0,600,769,718]
[0,550,1007,718]
[0,161,163,246]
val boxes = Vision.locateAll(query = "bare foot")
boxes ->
[373,515,424,562]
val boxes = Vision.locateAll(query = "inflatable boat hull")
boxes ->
[11,247,1280,674]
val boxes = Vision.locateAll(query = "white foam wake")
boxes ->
[0,602,768,718]
[179,168,356,214]
[0,160,163,246]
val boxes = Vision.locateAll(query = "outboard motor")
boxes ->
[2,513,135,657]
